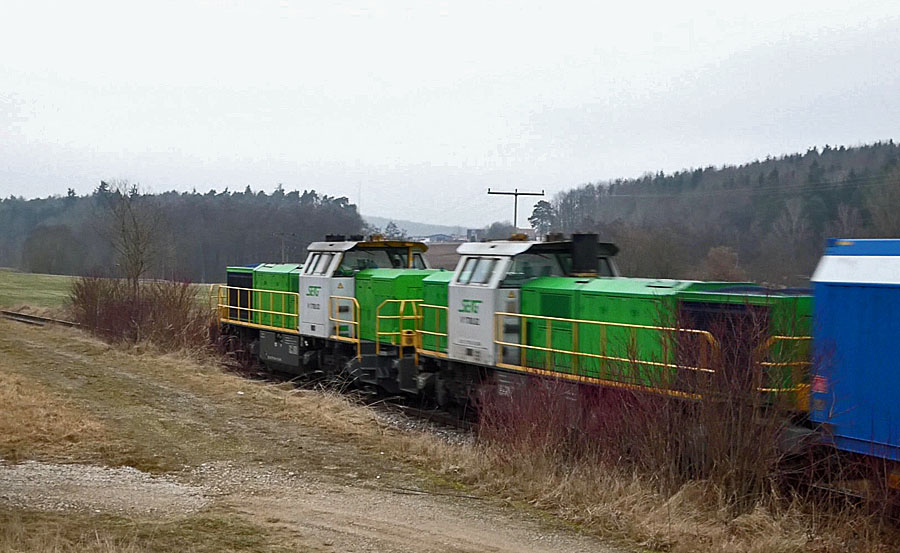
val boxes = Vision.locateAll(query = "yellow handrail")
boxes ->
[376,299,423,359]
[493,311,719,376]
[329,295,361,360]
[208,283,220,311]
[415,303,449,358]
[755,335,813,411]
[216,285,300,334]
[492,311,715,400]
[757,335,812,368]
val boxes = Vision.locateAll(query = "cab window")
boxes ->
[336,249,386,276]
[457,257,499,286]
[501,253,562,286]
[457,258,477,284]
[312,253,334,275]
[598,258,614,277]
[470,258,497,285]
[304,253,321,274]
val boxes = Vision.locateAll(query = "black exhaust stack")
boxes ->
[571,233,599,275]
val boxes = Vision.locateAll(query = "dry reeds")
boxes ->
[0,371,105,462]
[69,276,212,350]
[466,305,900,552]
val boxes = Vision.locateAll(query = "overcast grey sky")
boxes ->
[1,0,899,227]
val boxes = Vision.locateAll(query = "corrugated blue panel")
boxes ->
[811,281,900,461]
[825,238,900,256]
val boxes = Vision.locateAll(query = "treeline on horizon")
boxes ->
[0,185,364,282]
[530,140,900,285]
[2,140,899,285]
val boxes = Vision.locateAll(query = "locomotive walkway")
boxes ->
[0,318,626,553]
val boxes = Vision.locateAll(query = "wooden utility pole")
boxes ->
[274,232,295,262]
[487,188,545,228]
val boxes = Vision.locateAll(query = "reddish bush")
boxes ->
[476,307,803,513]
[69,276,212,350]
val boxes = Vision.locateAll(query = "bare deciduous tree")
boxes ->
[97,180,164,289]
[867,167,900,237]
[703,245,747,281]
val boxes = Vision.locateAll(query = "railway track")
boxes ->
[367,399,477,433]
[0,310,79,328]
[221,352,476,434]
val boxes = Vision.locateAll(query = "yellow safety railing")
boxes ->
[415,303,449,358]
[208,284,221,311]
[493,311,719,400]
[376,299,423,359]
[216,285,300,334]
[329,295,361,360]
[755,335,813,410]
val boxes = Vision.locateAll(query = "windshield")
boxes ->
[499,252,615,285]
[334,247,426,276]
[501,253,565,286]
[456,257,500,286]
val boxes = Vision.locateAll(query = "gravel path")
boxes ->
[0,319,628,553]
[0,457,622,552]
[0,459,208,515]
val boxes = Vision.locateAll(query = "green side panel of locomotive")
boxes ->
[421,271,454,354]
[355,269,438,343]
[520,278,740,389]
[251,263,302,330]
[575,279,722,388]
[519,277,588,373]
[675,287,813,403]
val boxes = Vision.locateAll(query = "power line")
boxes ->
[487,188,545,228]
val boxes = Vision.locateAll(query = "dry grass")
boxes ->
[0,370,106,462]
[0,321,390,552]
[126,347,898,553]
[374,417,900,553]
[70,276,213,349]
[2,315,897,552]
[0,509,301,553]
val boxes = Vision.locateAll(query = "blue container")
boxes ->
[810,239,900,461]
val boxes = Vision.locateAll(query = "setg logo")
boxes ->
[307,285,321,297]
[459,299,482,313]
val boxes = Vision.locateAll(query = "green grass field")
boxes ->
[0,269,216,310]
[0,269,74,309]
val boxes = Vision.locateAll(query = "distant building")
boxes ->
[423,233,455,243]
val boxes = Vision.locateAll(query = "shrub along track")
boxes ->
[0,318,624,553]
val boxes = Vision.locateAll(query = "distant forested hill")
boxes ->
[0,186,363,282]
[534,141,900,284]
[363,215,464,238]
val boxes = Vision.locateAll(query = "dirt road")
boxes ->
[0,319,625,552]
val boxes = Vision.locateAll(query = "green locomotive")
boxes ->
[217,234,811,411]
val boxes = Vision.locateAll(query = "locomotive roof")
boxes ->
[456,240,618,257]
[307,240,429,253]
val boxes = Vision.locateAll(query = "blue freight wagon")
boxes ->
[811,238,900,461]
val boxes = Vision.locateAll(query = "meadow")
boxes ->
[0,268,74,309]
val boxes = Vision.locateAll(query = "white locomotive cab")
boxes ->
[298,250,353,338]
[297,239,431,340]
[446,237,617,367]
[447,255,513,366]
